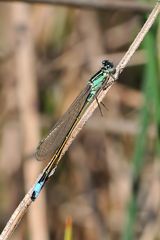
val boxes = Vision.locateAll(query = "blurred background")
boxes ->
[0,0,160,240]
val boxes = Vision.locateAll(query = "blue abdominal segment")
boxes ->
[31,177,46,201]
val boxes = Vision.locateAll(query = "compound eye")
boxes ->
[108,62,113,68]
[102,60,106,66]
[102,60,108,66]
[102,59,113,69]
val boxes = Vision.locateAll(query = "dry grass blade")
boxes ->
[0,0,153,13]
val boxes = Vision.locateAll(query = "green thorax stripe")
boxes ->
[87,71,107,102]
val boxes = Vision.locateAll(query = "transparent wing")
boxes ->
[36,84,91,161]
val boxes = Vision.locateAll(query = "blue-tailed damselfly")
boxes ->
[31,60,115,200]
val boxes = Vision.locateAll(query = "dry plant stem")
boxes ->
[0,2,160,240]
[0,0,153,13]
[0,190,33,240]
[116,1,160,77]
[12,4,49,240]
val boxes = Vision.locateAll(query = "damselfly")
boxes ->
[31,60,116,200]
